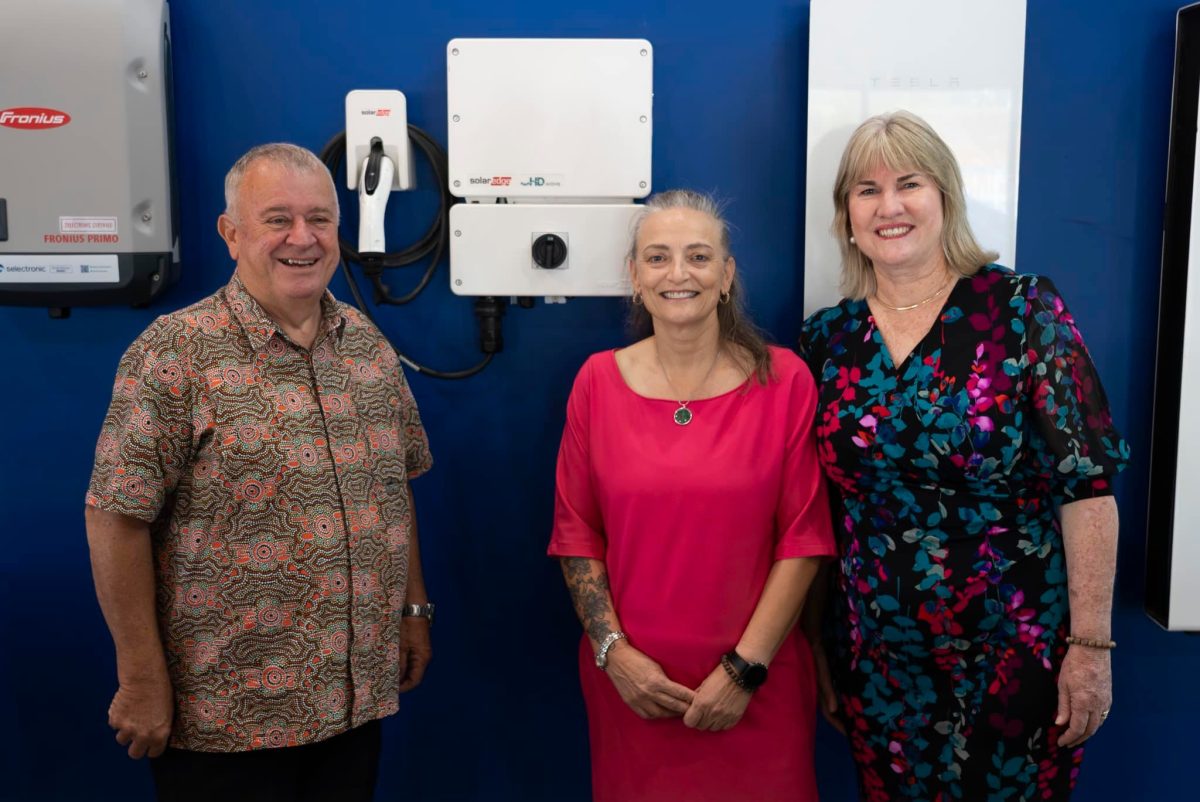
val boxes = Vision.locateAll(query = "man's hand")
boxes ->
[109,674,174,759]
[398,617,432,692]
[682,663,752,732]
[604,642,695,719]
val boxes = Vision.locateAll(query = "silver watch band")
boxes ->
[401,602,435,624]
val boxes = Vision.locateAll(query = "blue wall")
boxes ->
[1,1,1196,800]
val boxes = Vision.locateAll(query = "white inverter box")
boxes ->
[447,38,652,298]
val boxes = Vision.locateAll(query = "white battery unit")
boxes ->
[804,0,1026,315]
[450,204,638,297]
[0,0,179,312]
[447,38,653,200]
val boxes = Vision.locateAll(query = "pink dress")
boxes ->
[549,346,835,802]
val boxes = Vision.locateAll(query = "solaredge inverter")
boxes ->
[0,0,179,315]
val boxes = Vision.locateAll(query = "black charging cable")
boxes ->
[320,126,500,380]
[319,127,450,303]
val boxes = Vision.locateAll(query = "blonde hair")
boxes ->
[831,110,998,300]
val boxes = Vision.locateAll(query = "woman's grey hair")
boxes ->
[831,110,998,300]
[223,142,339,222]
[626,190,731,263]
[626,189,773,384]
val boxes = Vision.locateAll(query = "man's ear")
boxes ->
[217,213,240,261]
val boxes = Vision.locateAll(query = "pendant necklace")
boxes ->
[655,344,723,426]
[873,275,957,312]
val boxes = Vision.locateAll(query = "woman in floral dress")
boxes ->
[800,111,1129,801]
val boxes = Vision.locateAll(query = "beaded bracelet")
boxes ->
[1066,635,1117,650]
[720,654,748,690]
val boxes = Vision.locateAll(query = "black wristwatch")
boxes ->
[721,650,768,691]
[401,602,435,625]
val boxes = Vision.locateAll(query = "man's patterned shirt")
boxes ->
[87,274,432,752]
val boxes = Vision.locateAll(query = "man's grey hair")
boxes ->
[223,142,339,222]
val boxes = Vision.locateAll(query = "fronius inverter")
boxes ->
[0,0,179,314]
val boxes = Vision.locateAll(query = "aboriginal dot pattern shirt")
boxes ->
[87,274,432,752]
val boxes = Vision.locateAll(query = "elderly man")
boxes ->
[85,143,434,801]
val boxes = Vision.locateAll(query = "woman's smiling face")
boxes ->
[848,163,946,275]
[629,207,735,331]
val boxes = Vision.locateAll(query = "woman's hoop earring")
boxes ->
[632,292,644,306]
[720,290,731,305]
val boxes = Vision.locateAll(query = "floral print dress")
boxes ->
[800,265,1128,801]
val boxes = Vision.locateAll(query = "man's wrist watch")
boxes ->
[721,650,768,691]
[401,602,435,625]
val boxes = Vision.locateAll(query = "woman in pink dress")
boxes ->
[548,190,837,802]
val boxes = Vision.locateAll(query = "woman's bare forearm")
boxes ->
[736,557,823,664]
[1060,496,1119,640]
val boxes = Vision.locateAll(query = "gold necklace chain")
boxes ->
[655,343,723,426]
[873,276,957,312]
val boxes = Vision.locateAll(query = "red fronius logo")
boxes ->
[0,107,71,129]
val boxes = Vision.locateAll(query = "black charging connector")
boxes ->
[474,296,507,354]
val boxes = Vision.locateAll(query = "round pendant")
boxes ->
[673,406,693,426]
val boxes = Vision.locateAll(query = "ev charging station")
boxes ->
[330,38,653,377]
[345,89,416,256]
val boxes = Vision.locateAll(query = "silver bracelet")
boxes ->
[595,631,627,670]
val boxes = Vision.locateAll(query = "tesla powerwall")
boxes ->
[804,0,1026,315]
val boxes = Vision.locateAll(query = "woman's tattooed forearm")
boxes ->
[562,557,615,644]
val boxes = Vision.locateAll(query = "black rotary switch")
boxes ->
[531,233,568,269]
